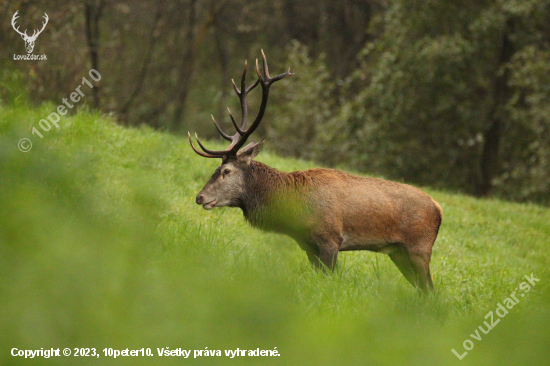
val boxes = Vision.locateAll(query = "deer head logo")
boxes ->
[11,11,49,54]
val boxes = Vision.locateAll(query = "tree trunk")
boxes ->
[171,0,198,132]
[214,11,229,137]
[477,18,515,197]
[85,0,104,109]
[171,0,228,132]
[120,5,163,123]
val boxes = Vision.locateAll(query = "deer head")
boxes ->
[12,11,49,53]
[188,50,292,210]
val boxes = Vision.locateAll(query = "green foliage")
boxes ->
[4,0,548,204]
[267,41,339,163]
[341,0,550,203]
[1,103,550,364]
[347,0,492,190]
[0,65,28,106]
[502,45,550,202]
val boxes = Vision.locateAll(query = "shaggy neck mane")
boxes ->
[239,161,310,224]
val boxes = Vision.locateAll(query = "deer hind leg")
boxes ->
[389,245,434,293]
[388,247,418,288]
[407,250,434,293]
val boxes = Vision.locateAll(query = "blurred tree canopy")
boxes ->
[2,0,549,204]
[342,0,550,203]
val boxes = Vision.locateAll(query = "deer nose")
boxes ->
[196,194,205,205]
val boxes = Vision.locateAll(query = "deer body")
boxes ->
[190,51,442,292]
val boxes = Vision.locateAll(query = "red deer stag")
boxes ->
[189,50,442,293]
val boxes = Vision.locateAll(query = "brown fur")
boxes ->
[197,153,442,293]
[191,52,442,291]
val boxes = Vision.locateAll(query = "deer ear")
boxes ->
[237,140,264,164]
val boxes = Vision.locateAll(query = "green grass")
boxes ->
[1,101,549,365]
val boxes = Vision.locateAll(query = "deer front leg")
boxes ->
[302,234,341,272]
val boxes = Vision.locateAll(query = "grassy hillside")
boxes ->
[1,101,549,365]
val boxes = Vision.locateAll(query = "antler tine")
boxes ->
[242,61,258,127]
[34,12,48,37]
[11,10,19,25]
[211,115,232,141]
[188,50,292,160]
[255,52,294,86]
[238,60,249,130]
[270,67,294,83]
[195,133,232,155]
[231,78,240,95]
[227,51,292,153]
[261,49,270,79]
[227,59,262,134]
[188,132,221,158]
[227,108,245,135]
[40,13,48,29]
[238,61,261,92]
[221,59,262,143]
[240,60,247,96]
[245,78,260,93]
[11,11,27,37]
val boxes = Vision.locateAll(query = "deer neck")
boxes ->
[240,161,288,226]
[240,161,311,237]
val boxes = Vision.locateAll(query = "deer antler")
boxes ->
[30,13,49,39]
[11,11,48,40]
[189,50,293,160]
[11,11,28,38]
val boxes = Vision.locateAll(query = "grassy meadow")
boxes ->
[1,100,549,365]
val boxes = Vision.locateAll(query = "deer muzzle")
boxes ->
[196,194,217,210]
